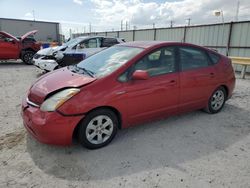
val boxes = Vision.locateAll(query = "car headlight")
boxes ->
[40,88,80,112]
[52,51,58,56]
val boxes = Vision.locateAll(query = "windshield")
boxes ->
[77,46,143,78]
[62,37,86,47]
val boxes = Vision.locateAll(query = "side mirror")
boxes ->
[132,70,149,80]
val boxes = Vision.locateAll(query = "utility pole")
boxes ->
[170,20,174,28]
[235,1,240,21]
[187,18,191,26]
[32,10,35,21]
[89,23,91,33]
[125,21,128,31]
[69,29,72,39]
[121,20,123,31]
[153,23,155,28]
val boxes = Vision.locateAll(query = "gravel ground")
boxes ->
[0,62,250,188]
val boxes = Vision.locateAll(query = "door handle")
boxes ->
[210,72,215,78]
[167,80,177,86]
[155,80,176,87]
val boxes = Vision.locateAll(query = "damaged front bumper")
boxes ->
[32,54,59,71]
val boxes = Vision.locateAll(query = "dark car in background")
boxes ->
[33,36,125,71]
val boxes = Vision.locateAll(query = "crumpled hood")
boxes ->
[28,68,96,104]
[37,46,67,56]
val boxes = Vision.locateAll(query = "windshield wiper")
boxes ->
[75,65,95,77]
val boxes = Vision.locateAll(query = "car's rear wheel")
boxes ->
[205,87,226,114]
[22,51,35,65]
[78,109,118,149]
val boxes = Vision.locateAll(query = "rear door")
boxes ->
[178,46,217,112]
[120,46,180,125]
[0,33,19,59]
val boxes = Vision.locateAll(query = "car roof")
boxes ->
[77,36,121,40]
[117,41,183,49]
[117,41,217,52]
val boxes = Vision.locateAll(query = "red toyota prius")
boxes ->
[21,41,235,149]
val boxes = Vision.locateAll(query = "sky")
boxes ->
[0,0,250,38]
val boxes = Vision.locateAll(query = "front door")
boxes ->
[0,33,19,59]
[121,46,180,125]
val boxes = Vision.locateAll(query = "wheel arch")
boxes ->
[20,48,36,58]
[72,106,123,141]
[220,84,229,99]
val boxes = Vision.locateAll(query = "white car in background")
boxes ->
[33,36,125,71]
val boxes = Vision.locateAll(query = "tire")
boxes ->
[78,109,118,149]
[22,51,35,65]
[204,87,226,114]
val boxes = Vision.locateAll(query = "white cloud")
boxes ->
[89,0,250,31]
[24,12,33,17]
[73,0,83,5]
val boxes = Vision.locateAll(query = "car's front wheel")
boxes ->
[22,50,35,65]
[205,87,226,114]
[78,109,118,149]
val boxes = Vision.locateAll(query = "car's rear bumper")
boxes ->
[21,98,84,145]
[33,58,58,71]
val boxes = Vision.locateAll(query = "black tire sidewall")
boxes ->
[22,51,35,64]
[78,109,118,149]
[207,87,226,114]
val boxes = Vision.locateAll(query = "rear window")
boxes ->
[179,47,209,71]
[208,52,220,64]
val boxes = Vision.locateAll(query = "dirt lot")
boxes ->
[0,62,250,188]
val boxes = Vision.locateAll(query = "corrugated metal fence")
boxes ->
[74,21,250,72]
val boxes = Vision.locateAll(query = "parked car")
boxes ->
[0,30,40,64]
[32,36,125,71]
[21,41,235,149]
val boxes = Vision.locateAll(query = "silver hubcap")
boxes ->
[86,115,114,145]
[211,90,224,111]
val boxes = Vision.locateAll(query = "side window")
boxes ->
[134,47,176,77]
[102,38,118,47]
[148,51,161,61]
[78,39,98,49]
[0,34,7,42]
[87,39,98,48]
[179,47,209,71]
[208,51,220,64]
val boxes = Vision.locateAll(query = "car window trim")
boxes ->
[117,45,179,83]
[176,45,214,72]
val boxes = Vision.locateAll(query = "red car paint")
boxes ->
[0,30,40,60]
[21,41,236,145]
